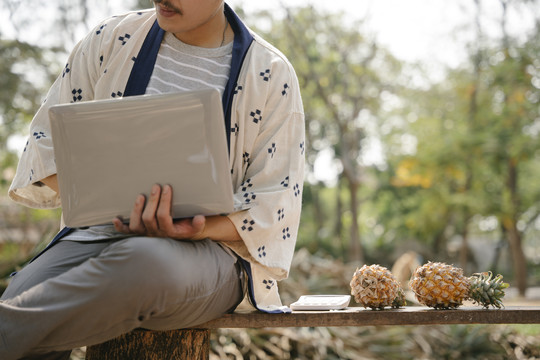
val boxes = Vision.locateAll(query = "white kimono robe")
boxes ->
[8,4,305,313]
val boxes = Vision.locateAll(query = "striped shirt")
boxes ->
[146,32,233,95]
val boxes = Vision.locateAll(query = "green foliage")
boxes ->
[0,39,58,179]
[507,324,540,336]
[235,3,540,279]
[370,19,540,273]
[133,0,154,10]
[297,183,345,257]
[246,6,403,262]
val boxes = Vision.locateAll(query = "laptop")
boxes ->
[49,88,235,228]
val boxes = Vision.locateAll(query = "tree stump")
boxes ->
[85,328,210,360]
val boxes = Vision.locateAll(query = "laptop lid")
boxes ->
[49,88,234,228]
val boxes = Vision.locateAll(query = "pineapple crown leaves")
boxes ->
[468,271,509,309]
[391,287,406,309]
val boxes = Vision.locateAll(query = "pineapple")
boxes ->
[409,262,509,309]
[350,264,405,310]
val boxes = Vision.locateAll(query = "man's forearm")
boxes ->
[40,174,59,194]
[202,215,242,243]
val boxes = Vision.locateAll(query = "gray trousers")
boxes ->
[0,237,244,360]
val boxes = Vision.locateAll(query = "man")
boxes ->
[0,1,305,358]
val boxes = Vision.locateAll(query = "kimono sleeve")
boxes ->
[8,20,110,209]
[227,50,305,281]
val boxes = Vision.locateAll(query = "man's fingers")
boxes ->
[128,194,147,234]
[191,215,206,233]
[141,184,161,233]
[115,184,205,240]
[112,216,130,233]
[156,184,174,231]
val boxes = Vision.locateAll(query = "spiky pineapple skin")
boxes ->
[409,262,470,309]
[350,264,403,310]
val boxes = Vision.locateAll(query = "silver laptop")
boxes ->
[49,88,235,228]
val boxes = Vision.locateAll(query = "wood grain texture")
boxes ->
[86,328,210,360]
[198,306,540,328]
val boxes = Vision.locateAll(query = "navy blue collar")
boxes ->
[124,3,254,149]
[221,3,254,144]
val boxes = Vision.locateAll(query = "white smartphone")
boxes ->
[290,295,351,311]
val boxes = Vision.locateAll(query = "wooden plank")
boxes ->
[86,306,539,359]
[198,306,540,328]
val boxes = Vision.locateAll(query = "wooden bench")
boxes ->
[86,306,540,359]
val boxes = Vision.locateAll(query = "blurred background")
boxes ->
[1,0,539,358]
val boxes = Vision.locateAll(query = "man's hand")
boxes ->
[112,184,242,242]
[112,184,206,240]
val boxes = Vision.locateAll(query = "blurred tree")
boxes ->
[378,0,539,294]
[485,0,540,295]
[133,0,153,10]
[3,0,91,47]
[250,5,402,263]
[0,39,58,186]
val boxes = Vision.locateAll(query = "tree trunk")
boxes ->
[490,226,507,273]
[432,227,448,259]
[497,0,527,297]
[311,183,325,240]
[335,178,346,258]
[504,220,527,296]
[504,158,527,296]
[86,329,210,360]
[459,226,469,274]
[347,180,363,263]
